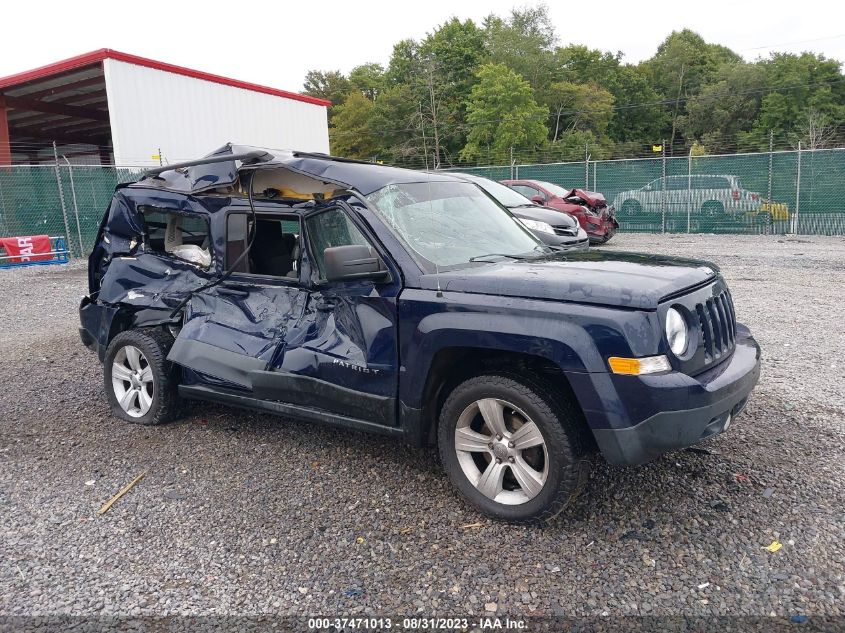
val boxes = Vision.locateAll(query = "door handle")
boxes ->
[315,298,337,311]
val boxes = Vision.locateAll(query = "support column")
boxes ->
[0,96,11,166]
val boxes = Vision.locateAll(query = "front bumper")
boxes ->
[584,213,618,242]
[547,238,589,252]
[590,325,761,466]
[535,228,589,251]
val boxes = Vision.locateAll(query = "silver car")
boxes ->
[613,175,761,218]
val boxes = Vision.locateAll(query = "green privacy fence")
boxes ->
[0,165,142,258]
[0,148,843,260]
[454,147,845,235]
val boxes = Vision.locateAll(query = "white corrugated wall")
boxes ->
[103,59,329,166]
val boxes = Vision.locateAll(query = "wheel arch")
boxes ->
[82,301,180,362]
[411,346,594,451]
[619,197,642,213]
[700,199,725,213]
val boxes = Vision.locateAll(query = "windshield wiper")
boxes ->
[469,253,527,262]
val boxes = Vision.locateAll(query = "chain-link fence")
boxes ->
[455,147,845,235]
[0,147,843,260]
[0,165,142,258]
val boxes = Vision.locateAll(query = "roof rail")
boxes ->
[142,151,272,177]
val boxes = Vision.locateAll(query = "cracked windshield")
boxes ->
[367,181,543,268]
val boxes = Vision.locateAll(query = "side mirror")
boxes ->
[531,195,545,204]
[323,244,388,282]
[643,184,652,192]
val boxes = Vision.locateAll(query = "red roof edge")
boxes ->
[0,48,331,107]
[0,49,110,91]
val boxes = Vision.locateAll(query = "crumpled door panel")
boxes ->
[283,287,398,399]
[97,253,209,309]
[244,287,398,425]
[168,284,308,389]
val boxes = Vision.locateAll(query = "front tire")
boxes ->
[438,374,590,524]
[104,329,180,425]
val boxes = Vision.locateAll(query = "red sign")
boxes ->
[0,235,53,263]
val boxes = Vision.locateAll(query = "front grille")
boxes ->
[695,289,737,364]
[553,227,578,236]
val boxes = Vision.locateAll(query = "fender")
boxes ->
[397,289,661,410]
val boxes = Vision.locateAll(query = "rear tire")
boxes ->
[438,374,590,524]
[620,199,641,216]
[701,200,724,216]
[104,329,180,425]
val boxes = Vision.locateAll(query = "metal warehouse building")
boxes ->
[0,49,330,166]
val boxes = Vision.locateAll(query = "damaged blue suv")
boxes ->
[79,144,761,523]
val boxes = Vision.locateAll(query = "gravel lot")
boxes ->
[1,234,843,622]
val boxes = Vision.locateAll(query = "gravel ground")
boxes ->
[0,234,843,622]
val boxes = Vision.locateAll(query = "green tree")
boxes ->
[386,39,421,86]
[369,84,427,165]
[642,29,742,150]
[461,64,548,162]
[303,69,350,104]
[681,62,766,151]
[349,63,387,100]
[483,4,557,89]
[416,18,487,165]
[302,70,351,124]
[748,52,845,148]
[549,129,613,162]
[606,65,668,145]
[553,45,666,145]
[541,81,614,141]
[329,92,379,159]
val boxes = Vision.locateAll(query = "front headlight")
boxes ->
[665,307,688,356]
[519,218,555,235]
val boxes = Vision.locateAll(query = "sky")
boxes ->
[1,0,843,94]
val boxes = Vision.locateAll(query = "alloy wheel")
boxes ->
[454,398,549,505]
[111,345,154,418]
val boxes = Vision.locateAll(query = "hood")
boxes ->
[507,204,578,228]
[418,251,719,310]
[565,189,607,208]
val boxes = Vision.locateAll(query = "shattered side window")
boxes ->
[140,207,211,269]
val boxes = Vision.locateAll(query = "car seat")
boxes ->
[251,220,294,276]
[164,214,211,268]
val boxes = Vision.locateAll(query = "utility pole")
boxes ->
[661,140,667,233]
[687,145,692,233]
[509,146,515,180]
[62,156,84,256]
[767,131,774,203]
[584,143,589,189]
[794,141,802,235]
[669,64,685,156]
[419,103,429,171]
[767,130,774,234]
[52,142,74,257]
[425,63,441,170]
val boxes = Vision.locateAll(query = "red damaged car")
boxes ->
[501,179,618,244]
